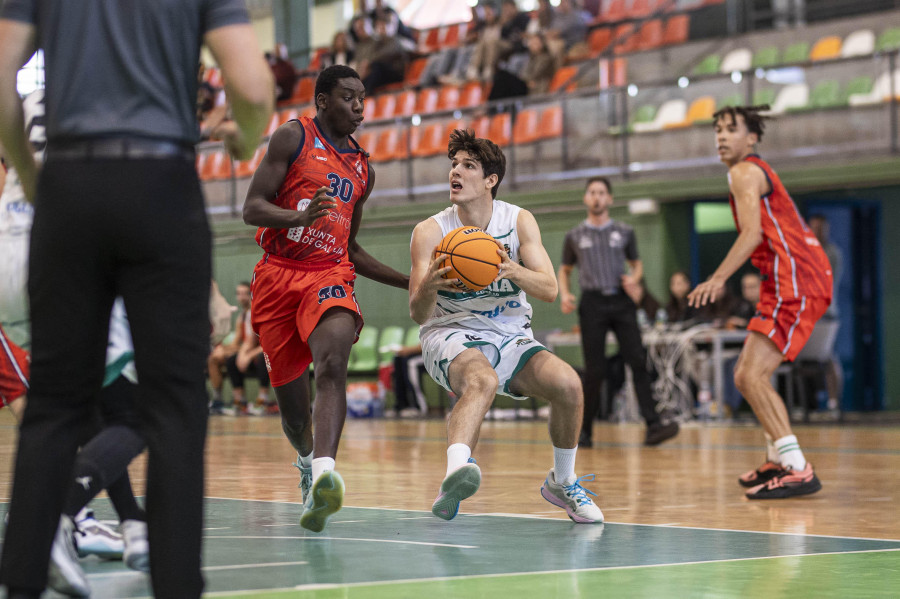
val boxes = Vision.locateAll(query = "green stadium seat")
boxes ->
[752,88,776,107]
[841,76,874,104]
[875,27,900,53]
[751,46,780,69]
[782,42,810,64]
[791,80,840,111]
[404,326,420,348]
[717,93,744,109]
[348,326,379,374]
[377,326,406,367]
[692,54,721,76]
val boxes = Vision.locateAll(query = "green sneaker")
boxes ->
[299,470,344,533]
[431,458,481,521]
[293,456,313,514]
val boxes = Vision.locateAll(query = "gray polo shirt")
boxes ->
[562,220,638,294]
[1,0,249,145]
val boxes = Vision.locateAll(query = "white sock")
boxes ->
[553,446,577,486]
[311,457,335,482]
[298,451,313,469]
[774,435,806,471]
[446,443,472,476]
[764,433,780,463]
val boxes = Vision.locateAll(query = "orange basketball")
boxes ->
[434,226,502,292]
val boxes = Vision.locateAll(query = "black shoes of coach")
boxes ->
[644,421,679,446]
[578,430,593,448]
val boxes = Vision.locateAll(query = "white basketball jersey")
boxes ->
[422,200,534,336]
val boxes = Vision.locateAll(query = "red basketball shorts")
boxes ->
[251,255,363,386]
[0,324,29,406]
[747,294,830,362]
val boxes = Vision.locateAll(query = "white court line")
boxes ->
[203,527,231,531]
[198,547,900,597]
[208,535,477,549]
[262,523,300,527]
[329,520,366,524]
[395,516,433,520]
[88,561,309,579]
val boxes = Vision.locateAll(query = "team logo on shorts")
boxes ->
[515,338,533,346]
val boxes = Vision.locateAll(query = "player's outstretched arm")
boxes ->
[688,162,765,308]
[499,209,558,303]
[409,219,458,324]
[347,165,410,289]
[242,124,335,228]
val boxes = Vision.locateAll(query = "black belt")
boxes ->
[585,289,623,297]
[47,138,195,161]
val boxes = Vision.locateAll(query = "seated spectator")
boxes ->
[208,281,248,414]
[527,0,556,35]
[367,0,417,52]
[692,284,738,328]
[666,270,694,323]
[354,16,409,94]
[728,272,760,329]
[392,344,428,417]
[266,44,298,103]
[623,276,662,327]
[546,0,589,60]
[226,298,276,416]
[321,30,355,70]
[465,0,530,82]
[488,32,557,101]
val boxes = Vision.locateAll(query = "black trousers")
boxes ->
[0,157,210,598]
[579,291,660,434]
[226,352,271,390]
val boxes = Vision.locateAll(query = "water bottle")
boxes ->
[637,309,649,329]
[655,308,667,329]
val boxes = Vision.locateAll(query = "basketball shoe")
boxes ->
[74,508,124,559]
[540,471,604,523]
[738,460,786,488]
[293,456,313,514]
[122,519,150,572]
[299,470,344,533]
[431,458,481,521]
[49,515,90,597]
[745,463,822,499]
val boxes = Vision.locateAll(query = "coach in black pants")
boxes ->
[558,177,679,448]
[0,1,272,596]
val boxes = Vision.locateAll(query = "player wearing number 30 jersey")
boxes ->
[243,65,408,533]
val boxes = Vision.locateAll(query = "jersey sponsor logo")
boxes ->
[313,154,327,162]
[464,334,482,341]
[609,230,623,248]
[578,236,593,249]
[314,137,326,150]
[317,284,348,304]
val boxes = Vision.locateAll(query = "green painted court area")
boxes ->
[6,499,897,598]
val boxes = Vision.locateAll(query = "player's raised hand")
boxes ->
[687,276,725,308]
[296,187,337,227]
[493,241,517,282]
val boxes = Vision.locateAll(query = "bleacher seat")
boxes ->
[720,48,752,73]
[373,94,398,121]
[809,36,842,61]
[356,132,376,157]
[419,27,441,54]
[841,76,874,104]
[410,122,445,157]
[587,27,613,57]
[404,326,420,348]
[549,66,579,92]
[414,88,439,115]
[848,70,900,105]
[469,115,490,138]
[535,105,564,140]
[512,108,540,145]
[288,77,315,105]
[348,326,379,375]
[875,27,900,53]
[363,98,375,122]
[770,83,809,114]
[437,85,461,111]
[662,14,690,46]
[636,19,664,52]
[668,95,716,127]
[841,29,875,58]
[395,89,417,118]
[195,152,208,178]
[234,146,264,179]
[782,42,810,63]
[488,112,512,146]
[200,151,232,181]
[794,80,841,110]
[752,88,776,107]
[717,93,744,109]
[377,326,406,367]
[751,46,780,69]
[633,99,686,132]
[692,54,721,76]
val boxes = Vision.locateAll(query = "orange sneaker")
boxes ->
[738,460,785,488]
[745,463,822,499]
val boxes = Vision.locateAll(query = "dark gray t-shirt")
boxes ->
[562,220,638,294]
[1,0,249,144]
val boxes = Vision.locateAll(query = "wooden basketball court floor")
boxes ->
[1,414,899,597]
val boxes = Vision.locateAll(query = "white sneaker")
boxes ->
[74,508,124,559]
[122,519,150,573]
[299,471,344,533]
[293,456,313,515]
[540,470,604,523]
[48,515,90,597]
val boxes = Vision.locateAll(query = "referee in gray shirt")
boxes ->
[0,1,272,596]
[558,177,679,447]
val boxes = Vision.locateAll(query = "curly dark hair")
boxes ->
[314,65,361,105]
[447,129,506,199]
[712,104,772,141]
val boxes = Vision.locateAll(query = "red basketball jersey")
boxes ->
[255,117,370,264]
[729,155,832,300]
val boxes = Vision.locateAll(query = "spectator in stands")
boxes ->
[624,276,662,327]
[197,64,229,141]
[546,0,589,58]
[488,32,558,101]
[266,44,298,103]
[527,0,556,36]
[225,295,275,415]
[728,272,761,330]
[773,0,806,28]
[322,30,355,70]
[392,343,428,417]
[692,283,738,328]
[367,0,416,52]
[208,281,250,415]
[665,270,694,323]
[465,0,530,83]
[354,16,409,94]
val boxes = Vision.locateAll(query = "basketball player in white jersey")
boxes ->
[408,129,603,523]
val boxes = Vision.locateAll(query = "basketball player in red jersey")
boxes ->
[242,65,408,532]
[688,105,832,499]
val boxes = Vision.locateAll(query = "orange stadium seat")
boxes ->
[662,14,690,46]
[307,47,328,72]
[355,131,376,158]
[637,19,664,52]
[512,108,540,145]
[535,105,563,140]
[443,119,468,142]
[363,97,376,122]
[419,27,441,54]
[195,152,209,178]
[469,115,490,137]
[289,77,315,105]
[587,28,613,57]
[234,146,264,179]
[373,94,397,121]
[395,89,417,118]
[410,123,445,158]
[415,88,439,115]
[549,66,579,93]
[810,35,842,61]
[667,95,715,128]
[488,113,512,147]
[201,151,232,181]
[403,57,429,88]
[442,23,464,49]
[459,81,485,108]
[596,0,629,24]
[437,85,461,111]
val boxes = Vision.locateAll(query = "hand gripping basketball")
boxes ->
[433,226,502,292]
